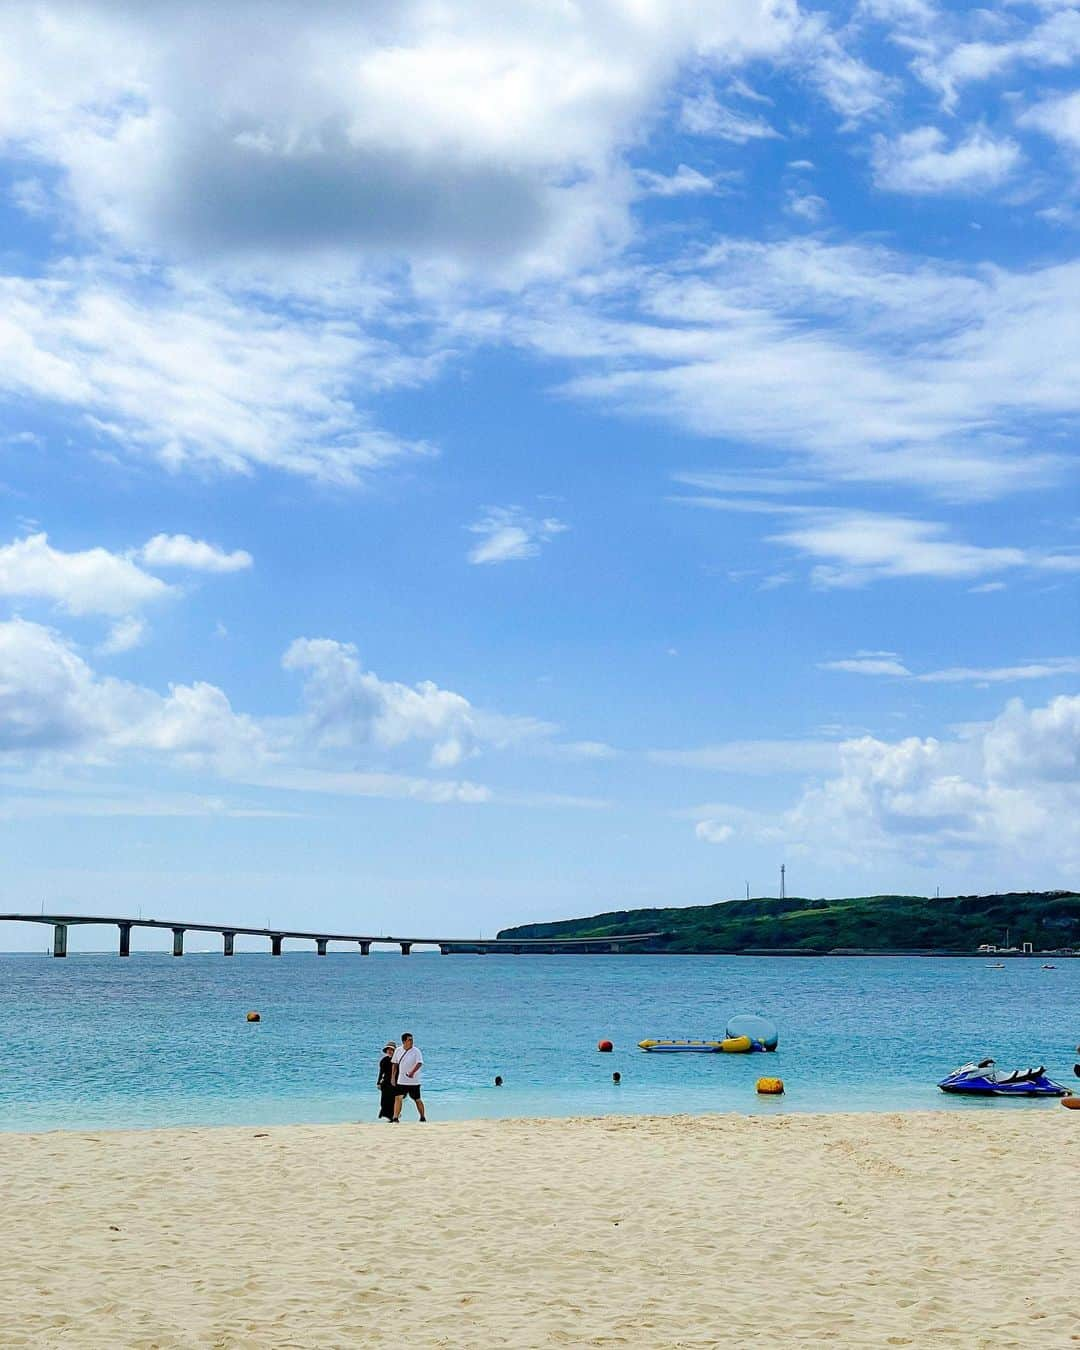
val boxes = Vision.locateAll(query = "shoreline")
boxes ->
[2,1110,1075,1347]
[0,1100,1074,1139]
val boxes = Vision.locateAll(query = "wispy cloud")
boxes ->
[466,507,569,566]
[522,237,1080,501]
[0,272,434,484]
[679,90,781,142]
[821,653,1080,683]
[819,652,911,676]
[676,497,1079,587]
[635,165,729,198]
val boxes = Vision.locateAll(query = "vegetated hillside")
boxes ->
[498,892,1080,954]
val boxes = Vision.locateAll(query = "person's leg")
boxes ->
[392,1091,403,1121]
[415,1092,426,1121]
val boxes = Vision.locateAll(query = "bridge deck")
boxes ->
[0,913,662,956]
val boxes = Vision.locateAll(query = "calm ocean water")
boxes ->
[1,953,1076,1131]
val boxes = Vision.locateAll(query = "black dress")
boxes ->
[377,1053,396,1119]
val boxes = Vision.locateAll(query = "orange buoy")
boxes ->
[1062,1095,1080,1109]
[756,1077,784,1095]
[598,1039,613,1052]
[246,1011,261,1023]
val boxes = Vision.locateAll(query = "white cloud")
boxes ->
[695,820,734,843]
[802,26,889,123]
[823,653,1080,683]
[525,237,1080,500]
[819,654,911,676]
[0,271,432,484]
[635,165,726,198]
[785,695,1080,866]
[281,636,554,768]
[911,10,1080,111]
[98,616,147,655]
[0,1,804,277]
[0,618,151,753]
[872,127,1020,194]
[466,507,569,565]
[693,694,1080,870]
[785,191,827,222]
[0,532,169,617]
[771,510,1028,586]
[679,90,782,142]
[921,659,1080,684]
[0,619,584,804]
[140,534,252,573]
[1020,90,1080,150]
[677,497,1076,586]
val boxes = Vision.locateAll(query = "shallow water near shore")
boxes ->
[0,951,1076,1130]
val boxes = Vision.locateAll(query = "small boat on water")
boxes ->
[938,1059,1069,1097]
[986,962,1005,969]
[1042,963,1056,970]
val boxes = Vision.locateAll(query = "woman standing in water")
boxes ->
[377,1040,397,1120]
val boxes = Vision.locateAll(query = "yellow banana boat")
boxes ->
[638,1035,754,1053]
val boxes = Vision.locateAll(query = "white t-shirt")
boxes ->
[394,1045,423,1086]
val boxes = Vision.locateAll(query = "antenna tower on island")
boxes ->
[780,863,786,900]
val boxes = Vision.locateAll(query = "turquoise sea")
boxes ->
[1,953,1077,1131]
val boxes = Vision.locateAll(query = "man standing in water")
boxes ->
[392,1031,426,1122]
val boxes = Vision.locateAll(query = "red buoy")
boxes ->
[598,1039,613,1052]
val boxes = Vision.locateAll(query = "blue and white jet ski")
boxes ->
[938,1058,1069,1097]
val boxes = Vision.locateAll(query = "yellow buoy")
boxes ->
[720,1035,753,1053]
[756,1077,784,1094]
[246,1011,261,1023]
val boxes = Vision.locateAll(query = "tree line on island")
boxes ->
[498,892,1080,955]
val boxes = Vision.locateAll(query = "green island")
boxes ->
[498,891,1080,955]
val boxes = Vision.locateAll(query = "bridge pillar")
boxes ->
[316,938,328,956]
[400,942,412,956]
[440,944,450,955]
[271,934,284,957]
[222,931,235,957]
[477,945,487,955]
[52,923,68,958]
[359,941,371,956]
[118,923,132,957]
[609,942,622,954]
[171,927,185,957]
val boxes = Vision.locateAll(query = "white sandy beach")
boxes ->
[0,1110,1076,1349]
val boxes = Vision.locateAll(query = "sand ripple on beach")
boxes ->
[0,1110,1076,1348]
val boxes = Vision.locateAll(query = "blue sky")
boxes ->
[0,0,1078,949]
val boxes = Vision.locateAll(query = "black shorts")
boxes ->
[395,1084,422,1099]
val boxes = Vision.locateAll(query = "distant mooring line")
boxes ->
[0,913,663,958]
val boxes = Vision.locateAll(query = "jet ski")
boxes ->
[938,1058,1069,1097]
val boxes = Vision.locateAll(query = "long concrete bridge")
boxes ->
[0,914,663,958]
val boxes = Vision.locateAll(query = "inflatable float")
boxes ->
[638,1039,726,1053]
[726,1014,779,1052]
[638,1014,780,1055]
